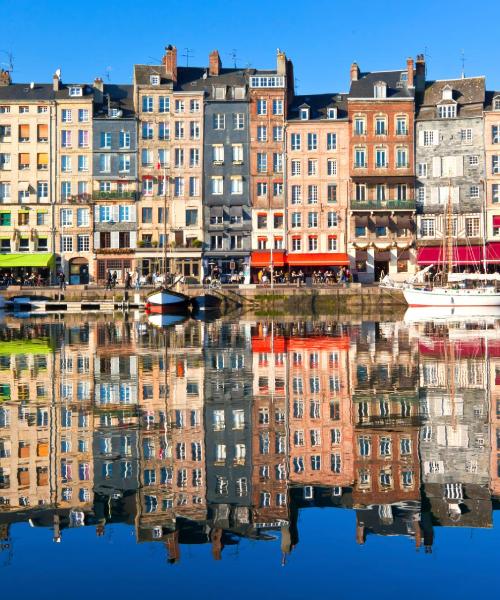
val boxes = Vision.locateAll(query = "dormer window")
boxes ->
[327,107,337,120]
[438,103,456,119]
[68,86,82,97]
[214,87,226,100]
[150,75,160,86]
[300,108,310,120]
[400,72,408,82]
[374,82,387,98]
[494,96,500,111]
[110,108,119,118]
[442,86,453,101]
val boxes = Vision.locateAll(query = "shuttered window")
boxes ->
[19,124,30,140]
[37,124,48,140]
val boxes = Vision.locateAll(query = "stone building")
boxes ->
[285,94,350,274]
[202,51,251,282]
[0,70,56,278]
[484,91,500,263]
[348,59,418,282]
[92,82,138,283]
[248,50,293,280]
[415,75,487,270]
[133,45,204,281]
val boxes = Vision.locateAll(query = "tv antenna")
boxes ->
[461,49,466,79]
[228,49,238,68]
[0,50,14,73]
[294,76,300,91]
[182,48,193,67]
[105,66,112,82]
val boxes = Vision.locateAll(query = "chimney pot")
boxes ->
[52,72,60,92]
[209,50,221,77]
[277,49,287,76]
[350,62,360,83]
[406,57,415,87]
[163,45,177,83]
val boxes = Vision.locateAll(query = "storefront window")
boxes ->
[356,260,367,272]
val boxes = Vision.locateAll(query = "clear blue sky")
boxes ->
[2,0,500,93]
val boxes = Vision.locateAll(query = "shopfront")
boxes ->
[0,253,55,285]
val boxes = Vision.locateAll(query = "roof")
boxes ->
[484,90,500,111]
[0,82,94,101]
[417,76,485,119]
[288,93,348,120]
[349,70,414,99]
[133,64,249,99]
[94,84,135,118]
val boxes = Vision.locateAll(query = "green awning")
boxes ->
[0,253,55,268]
[0,338,54,355]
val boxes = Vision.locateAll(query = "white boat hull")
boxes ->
[404,305,500,323]
[147,290,186,305]
[403,286,500,307]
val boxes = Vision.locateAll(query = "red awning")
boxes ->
[493,216,500,228]
[487,242,500,263]
[285,252,349,266]
[417,246,483,265]
[251,250,285,267]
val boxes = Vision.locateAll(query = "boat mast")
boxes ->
[163,162,168,283]
[482,179,487,274]
[445,181,453,283]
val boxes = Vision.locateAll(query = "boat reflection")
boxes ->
[0,313,499,563]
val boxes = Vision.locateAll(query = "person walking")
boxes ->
[125,271,132,290]
[58,270,66,291]
[106,270,113,291]
[112,271,118,289]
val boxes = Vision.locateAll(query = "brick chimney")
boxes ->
[415,54,426,92]
[350,62,360,82]
[406,57,414,87]
[209,50,221,76]
[93,77,104,103]
[52,71,61,92]
[163,45,177,83]
[0,69,11,86]
[277,49,287,76]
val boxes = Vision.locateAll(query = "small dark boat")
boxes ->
[191,293,221,312]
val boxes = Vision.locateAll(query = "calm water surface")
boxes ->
[0,311,499,599]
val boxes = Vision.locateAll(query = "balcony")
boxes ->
[68,194,92,204]
[92,191,136,200]
[350,199,415,210]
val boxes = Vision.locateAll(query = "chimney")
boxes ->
[162,45,177,83]
[406,57,414,87]
[0,69,11,86]
[415,54,426,92]
[350,62,360,82]
[93,77,104,103]
[277,48,287,76]
[209,50,221,76]
[52,71,61,92]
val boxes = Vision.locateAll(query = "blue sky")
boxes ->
[2,0,500,92]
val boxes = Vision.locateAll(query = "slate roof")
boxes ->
[417,76,485,119]
[287,93,348,120]
[0,82,94,101]
[349,70,414,99]
[484,90,500,111]
[94,84,135,118]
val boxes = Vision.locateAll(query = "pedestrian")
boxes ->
[125,271,132,289]
[58,270,66,291]
[133,270,140,290]
[106,270,113,290]
[112,271,118,288]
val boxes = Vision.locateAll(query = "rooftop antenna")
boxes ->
[228,49,238,68]
[182,47,193,67]
[105,66,112,82]
[461,49,466,79]
[294,76,300,92]
[0,50,14,73]
[423,46,431,76]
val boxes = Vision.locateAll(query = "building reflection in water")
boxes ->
[0,314,499,562]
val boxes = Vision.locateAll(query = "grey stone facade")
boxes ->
[203,322,253,507]
[415,78,486,250]
[202,78,251,281]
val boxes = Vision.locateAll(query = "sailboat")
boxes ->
[403,183,500,308]
[145,163,190,314]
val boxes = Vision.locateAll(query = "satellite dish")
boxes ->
[55,68,61,78]
[117,110,123,117]
[30,82,34,89]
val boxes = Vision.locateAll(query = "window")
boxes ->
[291,212,301,228]
[61,130,72,148]
[273,126,283,141]
[308,236,318,251]
[308,212,318,228]
[174,121,184,139]
[77,235,89,252]
[257,125,267,141]
[61,235,73,252]
[308,159,317,175]
[257,99,267,115]
[61,109,72,123]
[465,217,480,237]
[423,130,436,146]
[328,236,337,251]
[460,128,472,143]
[421,218,435,237]
[190,99,200,112]
[291,160,301,176]
[78,109,89,122]
[307,185,318,204]
[470,185,480,199]
[375,148,387,168]
[354,117,365,135]
[231,176,242,194]
[291,185,302,204]
[211,114,225,131]
[327,107,337,119]
[307,133,317,151]
[396,147,408,168]
[60,208,73,227]
[438,104,456,118]
[396,116,407,135]
[185,209,198,226]
[99,154,111,173]
[257,182,267,196]
[233,113,245,129]
[190,121,200,139]
[374,82,387,98]
[211,177,223,195]
[331,454,342,473]
[119,154,130,173]
[327,211,338,227]
[78,130,89,148]
[174,99,184,113]
[77,208,89,227]
[291,133,301,150]
[212,145,224,163]
[355,148,366,168]
[375,117,386,135]
[257,153,267,172]
[358,435,371,456]
[493,156,500,175]
[327,159,337,176]
[174,177,184,196]
[327,184,337,203]
[397,184,407,201]
[68,86,83,97]
[417,162,427,177]
[189,177,199,196]
[61,181,71,200]
[327,132,337,150]
[273,99,283,115]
